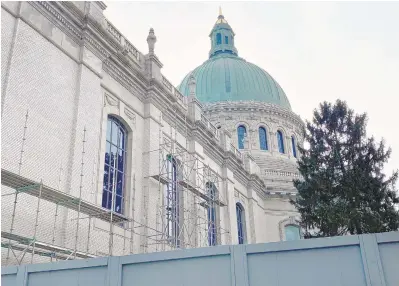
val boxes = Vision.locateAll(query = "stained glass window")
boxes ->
[259,127,268,150]
[236,203,245,244]
[207,182,217,246]
[277,130,285,154]
[237,125,246,150]
[165,156,180,246]
[102,116,127,214]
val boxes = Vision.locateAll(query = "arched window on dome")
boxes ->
[216,33,222,45]
[277,130,285,154]
[224,35,228,44]
[291,136,297,158]
[236,203,245,244]
[259,127,268,150]
[237,125,246,150]
[102,116,127,214]
[285,225,301,241]
[206,182,217,246]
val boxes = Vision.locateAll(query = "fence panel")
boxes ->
[2,232,398,286]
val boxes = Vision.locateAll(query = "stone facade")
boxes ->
[1,1,301,266]
[204,100,304,193]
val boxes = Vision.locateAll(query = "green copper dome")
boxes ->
[178,10,291,110]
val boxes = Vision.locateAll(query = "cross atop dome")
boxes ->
[209,8,238,58]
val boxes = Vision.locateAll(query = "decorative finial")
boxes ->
[219,6,222,16]
[146,28,157,54]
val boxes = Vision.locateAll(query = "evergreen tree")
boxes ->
[292,99,399,238]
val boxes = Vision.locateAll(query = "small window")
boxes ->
[259,127,268,150]
[225,36,228,44]
[216,33,222,45]
[237,125,246,150]
[291,136,297,158]
[236,203,245,244]
[102,116,127,214]
[277,130,285,154]
[285,225,300,241]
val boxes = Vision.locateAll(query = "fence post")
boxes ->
[231,244,249,286]
[15,265,27,286]
[106,256,122,286]
[359,234,386,286]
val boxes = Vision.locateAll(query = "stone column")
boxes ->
[286,135,291,157]
[220,131,238,245]
[269,131,275,153]
[247,187,261,244]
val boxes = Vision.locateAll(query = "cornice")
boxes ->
[102,60,146,101]
[203,101,305,128]
[32,2,83,44]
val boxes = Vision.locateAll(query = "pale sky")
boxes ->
[104,1,399,176]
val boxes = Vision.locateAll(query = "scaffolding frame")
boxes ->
[1,105,231,266]
[142,104,231,252]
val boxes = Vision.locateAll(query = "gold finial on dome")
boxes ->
[216,6,227,24]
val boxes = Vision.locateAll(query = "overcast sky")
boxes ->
[104,1,399,176]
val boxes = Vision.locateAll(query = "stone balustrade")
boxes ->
[230,143,243,160]
[105,19,140,61]
[264,169,301,178]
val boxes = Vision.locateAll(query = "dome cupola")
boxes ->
[209,7,238,58]
[178,10,292,110]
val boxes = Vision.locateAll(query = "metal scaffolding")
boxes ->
[140,104,231,252]
[144,137,230,251]
[1,106,231,266]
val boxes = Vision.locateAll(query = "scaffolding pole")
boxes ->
[6,109,29,265]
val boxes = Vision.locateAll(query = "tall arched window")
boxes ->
[291,136,297,158]
[236,203,245,244]
[285,225,301,241]
[216,33,222,45]
[224,35,229,44]
[277,130,285,154]
[206,182,217,246]
[259,127,268,150]
[237,125,246,150]
[165,155,180,246]
[102,116,127,214]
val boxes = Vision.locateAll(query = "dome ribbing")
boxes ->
[178,10,291,110]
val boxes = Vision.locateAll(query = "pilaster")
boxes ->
[222,165,238,245]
